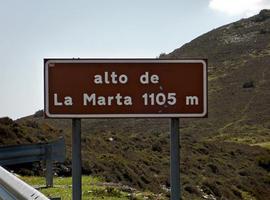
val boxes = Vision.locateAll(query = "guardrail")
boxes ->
[0,137,66,187]
[0,166,50,200]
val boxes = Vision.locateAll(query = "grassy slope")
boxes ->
[163,10,270,145]
[21,176,165,200]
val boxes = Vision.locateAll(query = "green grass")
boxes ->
[21,176,164,200]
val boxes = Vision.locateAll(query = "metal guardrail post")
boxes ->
[0,138,66,188]
[45,144,53,187]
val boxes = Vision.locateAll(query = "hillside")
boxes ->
[0,117,62,145]
[2,10,270,199]
[162,9,270,146]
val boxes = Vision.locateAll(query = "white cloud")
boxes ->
[209,0,270,17]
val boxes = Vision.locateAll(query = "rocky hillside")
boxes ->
[2,10,270,200]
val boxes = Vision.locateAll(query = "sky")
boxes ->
[0,0,269,119]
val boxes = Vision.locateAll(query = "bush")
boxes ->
[184,185,200,195]
[158,52,166,58]
[0,117,13,125]
[260,29,268,34]
[151,142,162,152]
[34,110,44,117]
[202,181,221,197]
[106,187,122,197]
[25,120,39,128]
[257,156,270,171]
[242,81,254,88]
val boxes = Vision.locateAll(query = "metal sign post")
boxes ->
[44,59,207,200]
[72,119,82,200]
[170,118,180,200]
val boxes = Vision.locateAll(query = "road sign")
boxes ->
[44,59,207,118]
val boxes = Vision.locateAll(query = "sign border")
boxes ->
[44,59,207,118]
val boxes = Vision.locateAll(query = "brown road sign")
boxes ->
[44,59,207,118]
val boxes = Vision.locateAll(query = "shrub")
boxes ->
[106,187,122,197]
[257,156,270,171]
[202,180,221,197]
[0,117,13,125]
[242,81,254,88]
[34,110,44,117]
[151,142,162,152]
[260,29,268,34]
[184,185,200,195]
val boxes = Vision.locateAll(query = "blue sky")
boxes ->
[0,0,269,119]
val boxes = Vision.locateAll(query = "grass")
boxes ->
[21,176,165,200]
[240,191,256,200]
[252,142,270,150]
[210,121,270,145]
